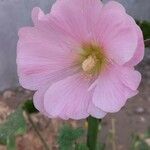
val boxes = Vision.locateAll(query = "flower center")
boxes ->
[79,43,106,75]
[82,55,97,73]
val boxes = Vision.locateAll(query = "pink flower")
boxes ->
[17,0,144,120]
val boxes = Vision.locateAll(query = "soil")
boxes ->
[0,49,150,150]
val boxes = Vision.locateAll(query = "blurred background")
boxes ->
[0,0,150,150]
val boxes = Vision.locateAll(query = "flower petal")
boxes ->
[88,102,107,119]
[33,87,48,116]
[119,67,141,91]
[102,1,125,12]
[33,86,60,119]
[44,73,92,120]
[125,25,144,66]
[34,85,70,119]
[32,7,45,25]
[50,0,103,42]
[17,20,78,90]
[94,2,138,64]
[93,65,140,112]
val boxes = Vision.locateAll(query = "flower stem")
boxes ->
[87,116,101,150]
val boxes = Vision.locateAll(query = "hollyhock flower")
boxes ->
[17,0,144,120]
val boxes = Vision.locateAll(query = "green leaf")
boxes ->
[0,107,27,145]
[6,136,16,150]
[145,127,150,138]
[97,142,105,150]
[75,143,89,150]
[135,141,149,150]
[137,20,150,40]
[23,100,38,114]
[131,134,149,150]
[58,125,84,150]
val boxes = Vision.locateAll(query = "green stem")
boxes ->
[87,116,101,150]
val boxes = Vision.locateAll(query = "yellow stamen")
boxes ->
[82,55,97,73]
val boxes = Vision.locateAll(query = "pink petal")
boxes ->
[88,102,107,119]
[50,0,103,42]
[33,86,59,119]
[102,1,125,12]
[93,65,140,112]
[94,2,138,64]
[32,7,45,25]
[44,73,92,120]
[125,25,144,67]
[17,20,79,90]
[33,87,49,116]
[119,67,141,91]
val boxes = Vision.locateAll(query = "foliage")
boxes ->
[0,107,27,149]
[145,127,150,138]
[137,20,150,40]
[23,100,38,114]
[131,128,150,150]
[58,124,105,150]
[0,100,38,150]
[97,142,105,150]
[58,125,85,150]
[6,136,16,150]
[75,143,89,150]
[1,101,150,150]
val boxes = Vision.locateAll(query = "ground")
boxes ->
[0,49,150,150]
